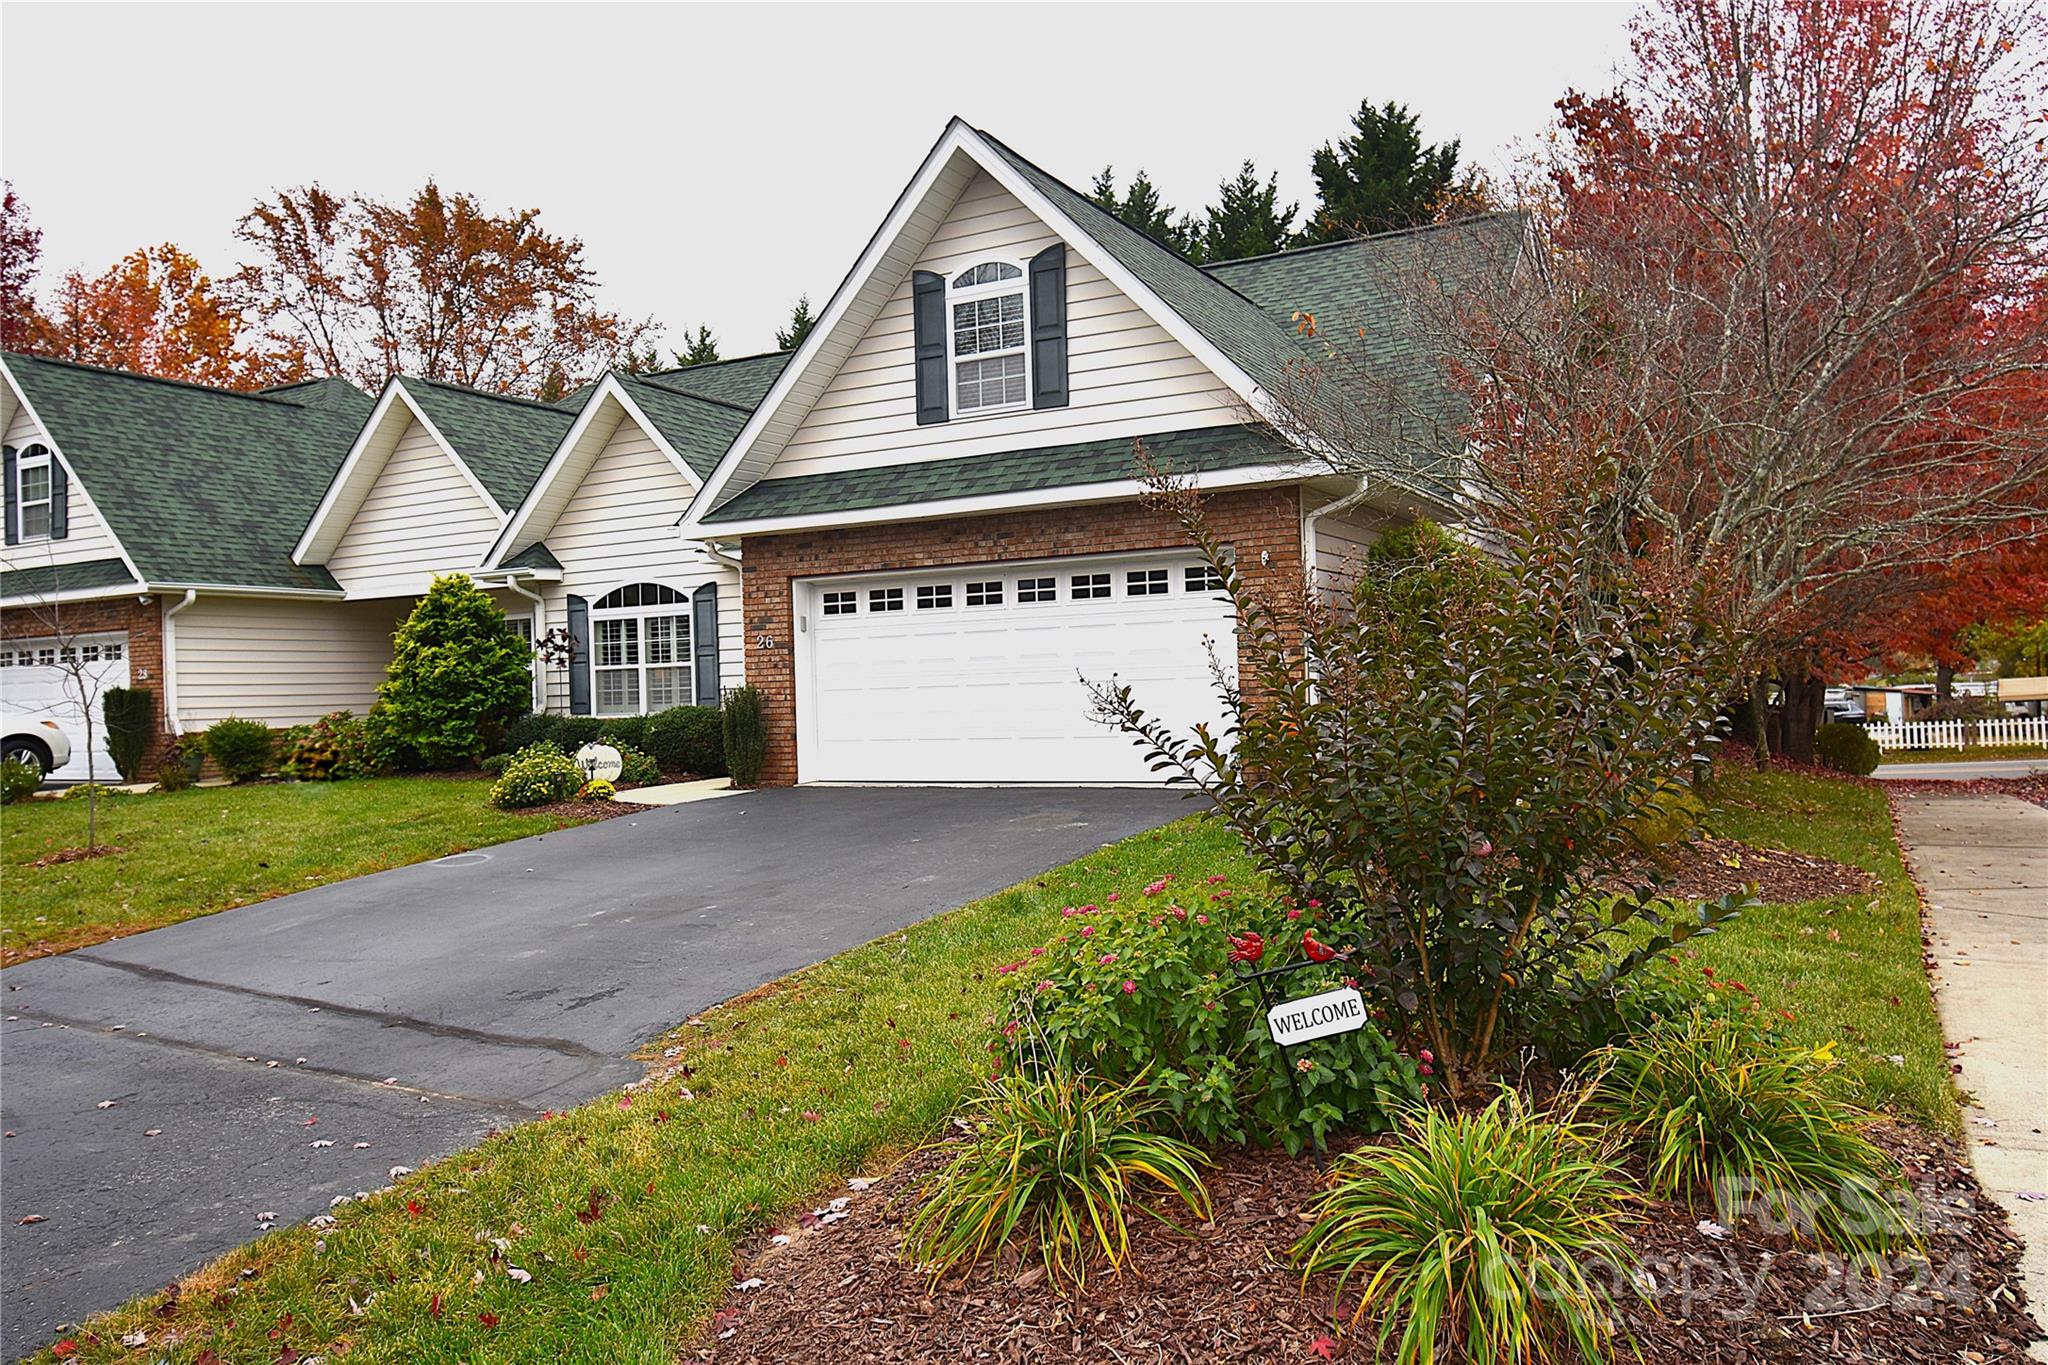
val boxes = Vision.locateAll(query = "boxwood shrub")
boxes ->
[1815,722,1880,776]
[203,717,275,783]
[645,704,725,776]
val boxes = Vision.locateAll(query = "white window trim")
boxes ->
[589,587,693,717]
[945,260,1032,419]
[15,443,53,542]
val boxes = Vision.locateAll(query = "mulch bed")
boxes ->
[26,844,127,867]
[690,1125,2039,1363]
[1623,836,1880,904]
[525,797,655,822]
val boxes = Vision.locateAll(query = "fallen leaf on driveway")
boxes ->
[96,1100,117,1109]
[145,1129,162,1137]
[17,1214,46,1224]
[352,1142,371,1150]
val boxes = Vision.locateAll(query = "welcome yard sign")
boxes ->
[1265,986,1368,1046]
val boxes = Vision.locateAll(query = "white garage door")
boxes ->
[798,553,1235,784]
[0,632,130,781]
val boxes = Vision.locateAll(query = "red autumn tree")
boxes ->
[1,182,47,352]
[31,243,305,390]
[1267,0,2048,761]
[235,181,653,398]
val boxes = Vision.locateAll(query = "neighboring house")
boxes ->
[3,118,1511,786]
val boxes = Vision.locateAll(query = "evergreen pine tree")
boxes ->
[1201,160,1298,263]
[1088,166,1203,259]
[1304,99,1460,242]
[671,325,720,367]
[776,296,816,351]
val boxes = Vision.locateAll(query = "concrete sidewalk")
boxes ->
[1891,790,2048,1359]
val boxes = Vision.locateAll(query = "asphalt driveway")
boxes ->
[0,785,1186,1355]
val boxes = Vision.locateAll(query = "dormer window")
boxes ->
[949,261,1029,415]
[15,446,53,540]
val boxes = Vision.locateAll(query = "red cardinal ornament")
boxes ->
[1302,930,1339,963]
[1226,931,1265,965]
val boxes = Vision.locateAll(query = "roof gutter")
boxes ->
[161,589,197,735]
[1302,478,1374,595]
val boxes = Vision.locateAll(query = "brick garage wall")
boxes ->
[1,593,173,774]
[738,485,1304,787]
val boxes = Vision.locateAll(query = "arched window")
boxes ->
[15,443,53,540]
[590,583,691,715]
[948,260,1029,414]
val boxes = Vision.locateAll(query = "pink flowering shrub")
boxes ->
[1001,887,1420,1154]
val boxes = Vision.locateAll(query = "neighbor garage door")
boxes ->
[797,553,1235,784]
[0,632,130,781]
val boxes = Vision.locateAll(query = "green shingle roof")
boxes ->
[979,131,1319,405]
[0,556,140,599]
[400,378,580,510]
[4,353,371,591]
[499,540,562,571]
[638,352,790,409]
[614,374,752,480]
[700,425,1297,524]
[1203,213,1524,441]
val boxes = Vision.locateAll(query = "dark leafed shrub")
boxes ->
[1815,722,1880,776]
[600,740,661,787]
[153,754,195,792]
[481,752,516,777]
[594,715,646,750]
[722,687,766,787]
[645,705,725,776]
[280,711,375,781]
[1093,493,1739,1092]
[203,717,275,783]
[101,687,154,781]
[554,716,605,750]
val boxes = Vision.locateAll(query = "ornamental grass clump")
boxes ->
[1589,1013,1916,1253]
[1092,480,1742,1093]
[1292,1091,1638,1365]
[904,1063,1211,1292]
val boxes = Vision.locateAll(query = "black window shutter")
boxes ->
[691,583,720,706]
[566,594,591,716]
[49,458,68,540]
[2,446,16,545]
[1029,243,1069,410]
[912,270,948,426]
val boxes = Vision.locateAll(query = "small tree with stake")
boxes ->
[1089,476,1746,1096]
[10,571,125,850]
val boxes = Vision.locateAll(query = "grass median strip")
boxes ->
[1,779,592,962]
[36,814,1250,1364]
[1687,763,1955,1128]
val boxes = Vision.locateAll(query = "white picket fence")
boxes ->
[1866,717,2048,752]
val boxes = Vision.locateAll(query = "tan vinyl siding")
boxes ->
[324,419,501,598]
[1305,491,1389,602]
[766,170,1241,481]
[0,405,130,577]
[526,418,743,714]
[171,595,406,729]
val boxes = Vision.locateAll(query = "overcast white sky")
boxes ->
[1,2,1635,359]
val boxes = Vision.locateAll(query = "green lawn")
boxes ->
[1687,763,1956,1128]
[35,816,1253,1364]
[30,763,1946,1363]
[0,779,590,963]
[1871,742,2048,763]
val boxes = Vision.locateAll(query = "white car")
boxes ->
[1,709,73,778]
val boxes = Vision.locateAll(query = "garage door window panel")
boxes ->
[591,584,690,716]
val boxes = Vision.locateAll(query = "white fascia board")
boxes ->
[0,580,149,609]
[691,120,1287,519]
[293,381,507,565]
[468,565,564,585]
[690,118,977,517]
[482,378,701,569]
[0,357,151,588]
[681,461,1313,540]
